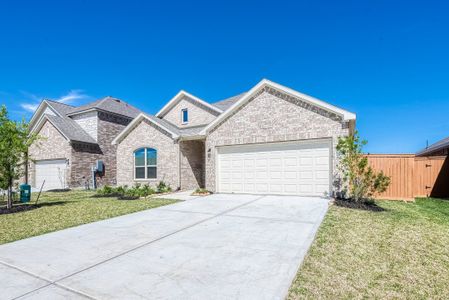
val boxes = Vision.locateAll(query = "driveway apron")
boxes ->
[0,194,328,300]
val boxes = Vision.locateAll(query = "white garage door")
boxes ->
[217,140,331,196]
[35,159,68,190]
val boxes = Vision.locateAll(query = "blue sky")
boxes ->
[0,0,448,153]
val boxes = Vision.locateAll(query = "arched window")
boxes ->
[134,148,157,179]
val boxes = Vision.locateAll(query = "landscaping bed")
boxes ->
[0,190,178,244]
[288,198,449,299]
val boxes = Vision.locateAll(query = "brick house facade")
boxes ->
[112,79,356,196]
[28,97,141,190]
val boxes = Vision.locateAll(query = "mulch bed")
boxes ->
[0,204,39,215]
[334,198,386,212]
[191,192,212,196]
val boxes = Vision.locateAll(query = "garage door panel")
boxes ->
[255,184,268,193]
[255,171,268,179]
[284,157,298,167]
[298,184,314,193]
[316,171,329,179]
[299,157,313,166]
[269,183,283,193]
[315,157,329,165]
[232,183,243,193]
[300,171,314,179]
[244,183,255,193]
[284,184,298,194]
[244,159,255,168]
[284,171,297,179]
[270,171,282,179]
[255,159,268,168]
[218,141,331,196]
[315,184,329,194]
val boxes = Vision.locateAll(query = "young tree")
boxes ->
[0,105,38,209]
[336,131,391,202]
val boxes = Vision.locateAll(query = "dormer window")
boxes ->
[181,108,188,124]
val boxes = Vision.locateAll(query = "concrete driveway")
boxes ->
[0,194,329,300]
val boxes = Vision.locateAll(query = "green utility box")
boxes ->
[20,184,31,203]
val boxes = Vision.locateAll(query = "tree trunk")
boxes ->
[7,180,13,209]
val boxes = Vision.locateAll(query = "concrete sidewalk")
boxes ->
[0,194,329,300]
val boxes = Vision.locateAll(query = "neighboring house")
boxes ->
[416,135,449,156]
[28,97,141,190]
[416,135,449,198]
[112,79,356,196]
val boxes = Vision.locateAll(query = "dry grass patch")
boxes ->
[0,190,178,244]
[288,198,449,299]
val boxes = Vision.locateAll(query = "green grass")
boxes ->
[288,198,449,299]
[0,190,178,245]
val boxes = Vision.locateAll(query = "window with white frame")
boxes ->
[181,108,188,124]
[134,148,157,179]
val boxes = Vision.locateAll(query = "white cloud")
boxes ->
[19,90,92,113]
[20,103,39,112]
[55,89,89,104]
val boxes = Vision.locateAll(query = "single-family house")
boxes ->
[112,79,356,196]
[28,97,141,190]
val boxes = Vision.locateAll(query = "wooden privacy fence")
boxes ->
[366,154,449,201]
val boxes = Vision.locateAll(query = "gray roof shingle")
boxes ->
[45,100,76,115]
[46,115,97,144]
[212,93,246,111]
[67,97,142,119]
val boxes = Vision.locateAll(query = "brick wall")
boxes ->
[116,119,180,189]
[69,112,131,187]
[28,120,72,187]
[180,140,204,190]
[162,96,219,127]
[72,111,98,141]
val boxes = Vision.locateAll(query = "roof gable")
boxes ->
[29,100,66,130]
[155,91,222,118]
[30,114,97,144]
[112,113,180,145]
[200,79,356,135]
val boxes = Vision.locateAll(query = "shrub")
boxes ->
[336,131,391,202]
[95,185,120,197]
[116,185,127,196]
[118,189,140,200]
[140,184,155,199]
[156,181,172,193]
[194,188,210,195]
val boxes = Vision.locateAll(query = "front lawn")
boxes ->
[289,198,449,299]
[0,190,178,245]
